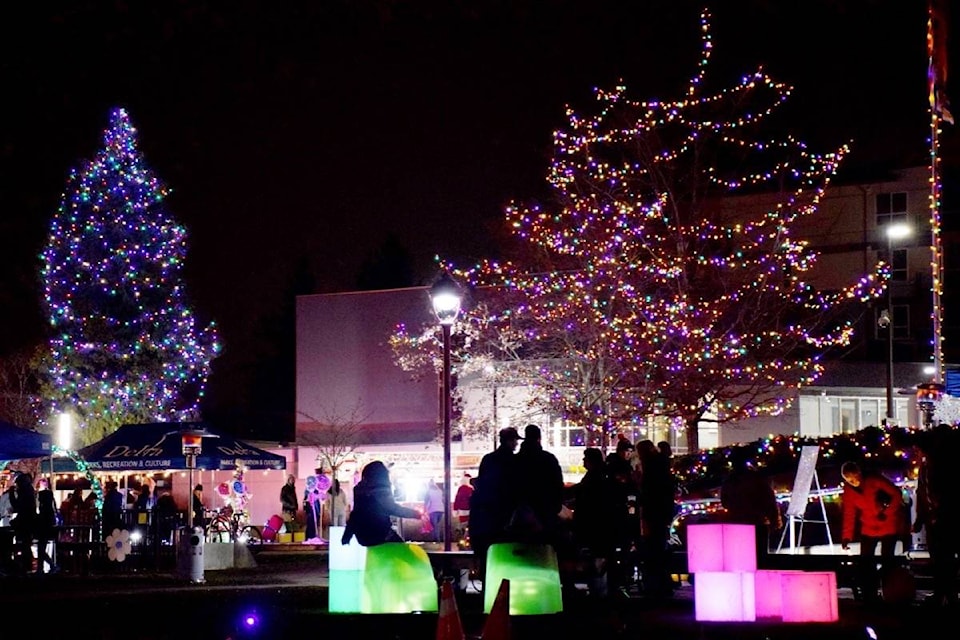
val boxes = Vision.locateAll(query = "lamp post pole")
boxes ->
[882,222,911,426]
[430,272,462,553]
[884,231,895,425]
[441,322,453,551]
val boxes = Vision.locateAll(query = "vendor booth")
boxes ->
[51,422,288,572]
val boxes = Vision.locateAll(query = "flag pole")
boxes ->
[926,0,949,385]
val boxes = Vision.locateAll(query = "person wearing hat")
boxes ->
[469,426,523,565]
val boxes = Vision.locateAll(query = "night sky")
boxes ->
[0,1,940,437]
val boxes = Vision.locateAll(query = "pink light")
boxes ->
[780,571,838,622]
[686,523,757,573]
[694,571,756,622]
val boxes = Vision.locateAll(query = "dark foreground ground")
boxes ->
[5,549,956,640]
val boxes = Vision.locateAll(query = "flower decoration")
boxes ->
[106,528,132,562]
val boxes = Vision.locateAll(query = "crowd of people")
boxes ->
[338,424,686,601]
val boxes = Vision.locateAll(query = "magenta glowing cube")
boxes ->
[686,523,757,573]
[694,571,756,622]
[780,571,839,623]
[754,569,803,620]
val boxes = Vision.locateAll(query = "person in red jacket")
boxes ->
[840,461,910,603]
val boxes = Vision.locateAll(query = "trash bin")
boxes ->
[176,526,205,583]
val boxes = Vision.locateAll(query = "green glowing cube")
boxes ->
[483,543,563,615]
[361,542,439,613]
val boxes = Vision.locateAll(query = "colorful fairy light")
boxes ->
[445,9,885,452]
[40,108,220,442]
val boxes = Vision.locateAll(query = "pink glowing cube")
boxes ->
[754,569,803,619]
[780,571,839,622]
[694,571,756,622]
[686,523,757,573]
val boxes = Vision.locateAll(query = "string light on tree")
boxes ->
[40,108,220,443]
[451,8,886,451]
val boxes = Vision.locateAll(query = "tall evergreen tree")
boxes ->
[40,108,219,445]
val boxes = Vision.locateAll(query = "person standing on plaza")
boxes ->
[35,477,59,574]
[341,460,421,546]
[102,480,123,539]
[280,474,298,531]
[720,447,782,567]
[513,424,564,548]
[840,460,910,603]
[328,479,349,528]
[10,472,37,574]
[636,439,677,599]
[912,424,960,607]
[453,473,474,537]
[192,484,206,529]
[423,478,445,543]
[572,447,617,598]
[469,427,523,565]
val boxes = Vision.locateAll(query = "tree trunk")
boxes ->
[684,415,700,453]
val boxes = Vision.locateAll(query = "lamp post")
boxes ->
[430,271,462,552]
[880,222,911,426]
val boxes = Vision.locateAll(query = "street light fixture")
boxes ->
[429,271,462,552]
[881,221,911,426]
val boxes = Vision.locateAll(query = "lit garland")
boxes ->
[40,108,220,439]
[450,8,886,450]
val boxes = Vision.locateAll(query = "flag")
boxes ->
[928,0,953,123]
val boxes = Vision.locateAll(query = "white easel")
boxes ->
[776,445,834,553]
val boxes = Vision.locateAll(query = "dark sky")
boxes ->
[0,1,938,433]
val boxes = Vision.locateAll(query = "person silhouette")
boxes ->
[341,461,420,546]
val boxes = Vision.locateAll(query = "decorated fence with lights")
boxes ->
[687,523,838,623]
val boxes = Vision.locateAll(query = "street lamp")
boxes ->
[430,271,462,552]
[881,221,911,426]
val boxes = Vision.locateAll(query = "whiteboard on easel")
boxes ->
[786,445,820,517]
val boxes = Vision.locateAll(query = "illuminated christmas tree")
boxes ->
[456,9,886,452]
[40,108,220,444]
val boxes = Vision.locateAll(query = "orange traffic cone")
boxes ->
[481,578,511,640]
[436,578,466,640]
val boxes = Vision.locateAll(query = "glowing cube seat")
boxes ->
[780,571,838,622]
[686,523,757,573]
[361,542,438,614]
[693,571,756,622]
[754,569,803,620]
[483,542,563,615]
[328,526,366,613]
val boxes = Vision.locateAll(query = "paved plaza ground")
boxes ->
[3,543,955,640]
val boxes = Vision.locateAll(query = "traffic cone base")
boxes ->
[436,579,466,640]
[482,578,511,640]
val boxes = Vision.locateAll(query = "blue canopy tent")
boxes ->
[55,422,286,472]
[0,420,53,461]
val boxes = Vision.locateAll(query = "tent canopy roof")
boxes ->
[66,422,286,472]
[0,420,53,461]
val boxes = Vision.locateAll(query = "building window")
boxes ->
[840,399,858,433]
[892,303,910,340]
[890,248,908,281]
[876,192,908,228]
